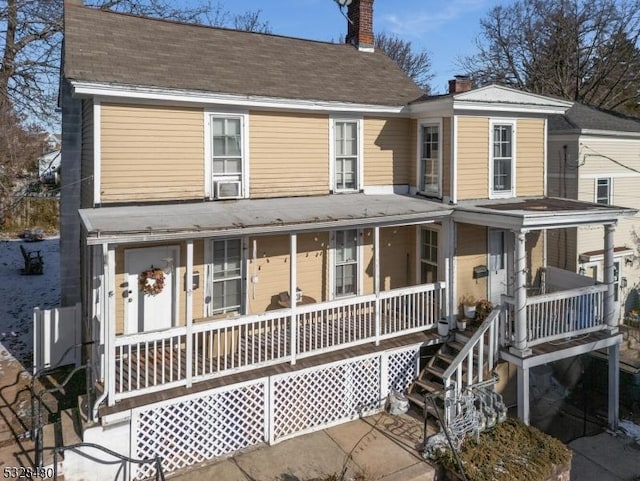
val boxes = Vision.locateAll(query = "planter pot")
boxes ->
[457,319,467,331]
[438,318,449,336]
[463,304,476,319]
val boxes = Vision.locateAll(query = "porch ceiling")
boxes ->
[452,197,637,230]
[80,194,453,244]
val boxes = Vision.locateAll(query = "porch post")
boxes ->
[185,240,193,388]
[608,342,620,430]
[106,245,116,406]
[516,365,530,425]
[290,233,297,365]
[604,223,617,331]
[374,226,381,345]
[511,230,530,356]
[444,218,454,325]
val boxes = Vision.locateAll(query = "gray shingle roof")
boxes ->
[63,5,424,106]
[548,103,640,133]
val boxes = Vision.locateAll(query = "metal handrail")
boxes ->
[31,363,93,469]
[48,442,165,481]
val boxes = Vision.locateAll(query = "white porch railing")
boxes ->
[504,284,607,348]
[111,282,445,400]
[442,307,502,424]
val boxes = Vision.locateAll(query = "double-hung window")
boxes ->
[211,239,242,314]
[596,178,611,205]
[420,228,439,283]
[420,124,440,196]
[334,229,358,297]
[333,120,360,191]
[211,115,244,199]
[490,122,515,197]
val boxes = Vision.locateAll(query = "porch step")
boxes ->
[414,379,444,395]
[41,407,82,471]
[406,393,442,419]
[425,365,446,378]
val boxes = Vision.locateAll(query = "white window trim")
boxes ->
[329,116,364,193]
[595,177,612,205]
[328,229,363,299]
[204,108,250,200]
[204,238,247,317]
[416,119,443,197]
[415,224,442,285]
[489,118,517,199]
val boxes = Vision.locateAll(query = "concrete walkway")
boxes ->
[570,431,640,481]
[169,412,437,481]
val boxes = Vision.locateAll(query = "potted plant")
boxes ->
[475,299,494,323]
[460,295,477,319]
[456,318,467,331]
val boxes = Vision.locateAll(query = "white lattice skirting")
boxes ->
[131,345,420,480]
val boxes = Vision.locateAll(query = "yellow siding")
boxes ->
[516,119,545,196]
[456,117,489,200]
[526,230,544,286]
[364,117,412,186]
[442,117,451,198]
[191,240,206,320]
[408,119,417,187]
[101,103,204,203]
[81,100,94,208]
[455,223,488,311]
[248,233,329,313]
[379,226,412,289]
[249,111,329,197]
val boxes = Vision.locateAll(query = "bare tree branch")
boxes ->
[459,0,640,115]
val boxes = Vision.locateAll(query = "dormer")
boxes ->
[409,84,573,203]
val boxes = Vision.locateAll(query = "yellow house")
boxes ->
[52,1,635,479]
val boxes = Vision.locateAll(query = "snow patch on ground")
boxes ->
[620,419,640,443]
[0,237,60,368]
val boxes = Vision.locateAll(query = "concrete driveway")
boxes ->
[570,432,640,481]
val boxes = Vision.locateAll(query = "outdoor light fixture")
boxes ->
[162,257,174,274]
[578,266,586,276]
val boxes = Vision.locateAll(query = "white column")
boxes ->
[106,245,116,406]
[604,223,617,331]
[374,226,381,345]
[444,218,454,325]
[185,240,193,388]
[608,342,620,431]
[511,230,530,355]
[517,365,530,425]
[290,234,297,365]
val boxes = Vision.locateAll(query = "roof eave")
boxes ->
[70,80,411,114]
[81,209,453,245]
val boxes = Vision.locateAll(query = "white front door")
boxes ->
[488,229,508,305]
[124,246,179,334]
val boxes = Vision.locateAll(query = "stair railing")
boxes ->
[441,306,502,425]
[30,359,93,469]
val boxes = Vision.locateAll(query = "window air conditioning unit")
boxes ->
[215,180,242,199]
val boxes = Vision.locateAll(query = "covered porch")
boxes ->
[454,196,637,428]
[79,194,453,407]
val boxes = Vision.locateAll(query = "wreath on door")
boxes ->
[138,267,165,295]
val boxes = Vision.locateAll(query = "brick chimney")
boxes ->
[448,75,473,94]
[345,0,375,52]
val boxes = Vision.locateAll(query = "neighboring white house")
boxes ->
[548,103,640,316]
[38,149,61,184]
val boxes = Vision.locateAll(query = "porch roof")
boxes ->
[79,194,452,245]
[452,196,637,230]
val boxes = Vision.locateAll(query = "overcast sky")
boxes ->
[212,0,513,93]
